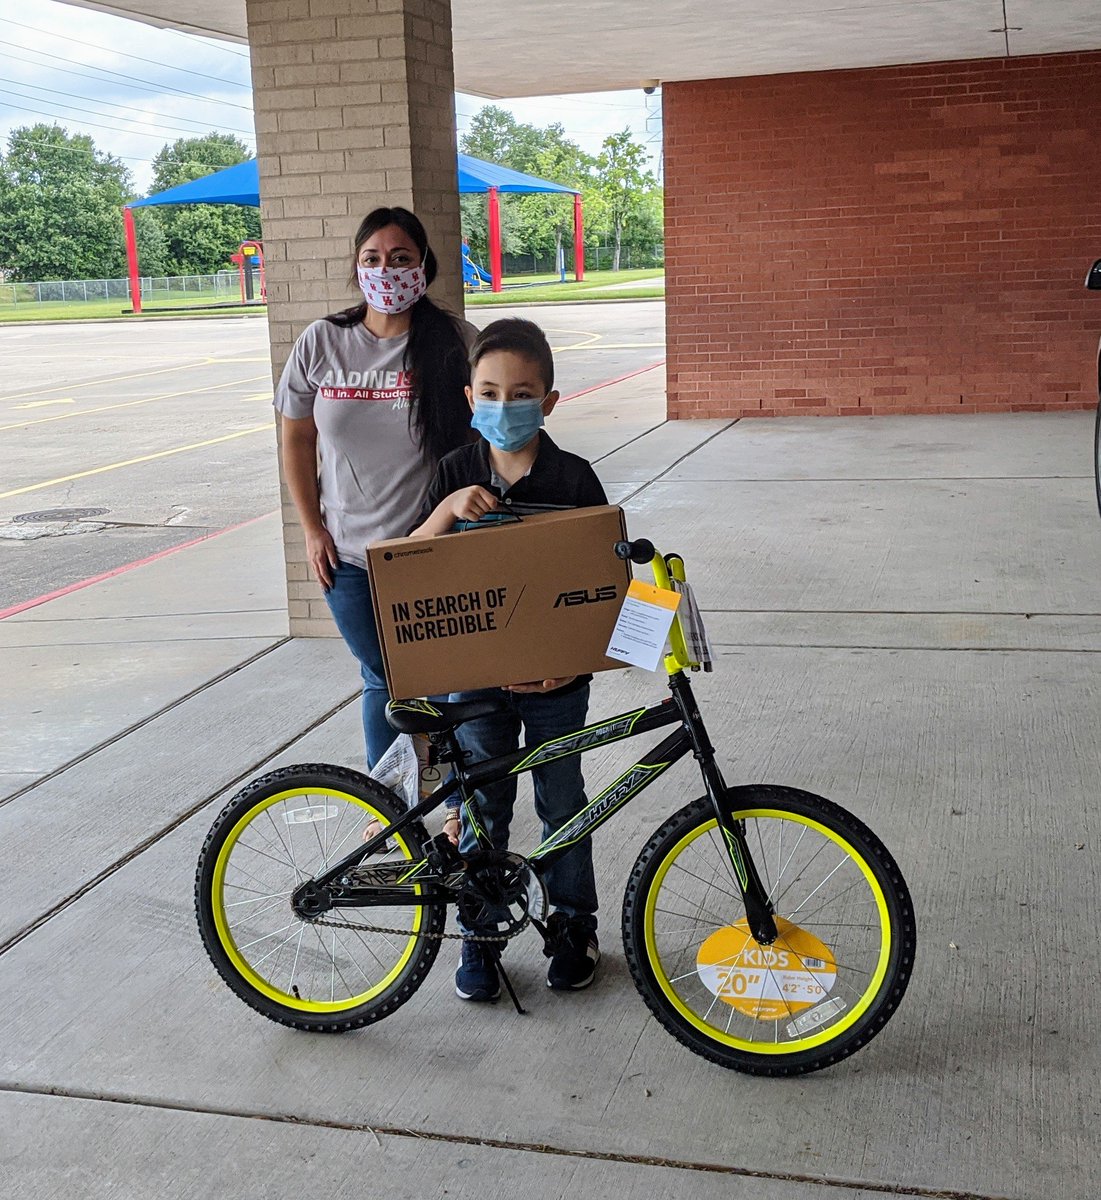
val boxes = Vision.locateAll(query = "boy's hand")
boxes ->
[503,676,577,694]
[449,486,498,523]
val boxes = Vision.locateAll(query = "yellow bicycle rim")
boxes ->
[643,809,892,1054]
[210,787,424,1013]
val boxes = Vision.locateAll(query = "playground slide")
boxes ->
[462,242,492,287]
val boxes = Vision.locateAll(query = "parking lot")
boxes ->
[0,302,664,609]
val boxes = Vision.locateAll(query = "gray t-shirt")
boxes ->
[274,318,448,568]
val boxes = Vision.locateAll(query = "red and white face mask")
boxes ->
[357,264,427,314]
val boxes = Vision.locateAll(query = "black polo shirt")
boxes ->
[422,430,608,516]
[420,431,608,695]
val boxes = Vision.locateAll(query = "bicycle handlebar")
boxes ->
[614,538,656,565]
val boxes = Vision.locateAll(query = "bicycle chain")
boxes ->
[304,912,526,944]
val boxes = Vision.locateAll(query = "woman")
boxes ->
[275,207,474,771]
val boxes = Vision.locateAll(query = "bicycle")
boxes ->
[195,539,915,1076]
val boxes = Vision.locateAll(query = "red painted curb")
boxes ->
[558,359,666,403]
[0,511,277,621]
[2,359,665,622]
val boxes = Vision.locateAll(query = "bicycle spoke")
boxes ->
[635,802,901,1056]
[665,857,743,906]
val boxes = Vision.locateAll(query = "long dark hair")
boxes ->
[326,206,471,466]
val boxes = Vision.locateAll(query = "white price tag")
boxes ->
[606,579,681,672]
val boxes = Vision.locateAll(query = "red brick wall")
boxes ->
[664,53,1101,418]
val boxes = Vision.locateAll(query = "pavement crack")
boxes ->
[0,639,290,811]
[591,419,668,465]
[618,419,738,505]
[0,686,358,958]
[598,1025,647,1121]
[0,1082,1017,1200]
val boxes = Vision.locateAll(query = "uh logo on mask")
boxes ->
[471,398,546,453]
[357,265,427,315]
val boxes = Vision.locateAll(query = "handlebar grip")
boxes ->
[614,538,656,564]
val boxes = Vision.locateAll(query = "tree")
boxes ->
[459,107,571,267]
[131,208,171,277]
[147,134,260,275]
[0,124,132,280]
[511,129,594,265]
[458,107,662,275]
[592,129,658,270]
[460,106,545,174]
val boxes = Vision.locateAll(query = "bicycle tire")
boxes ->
[195,763,444,1032]
[622,786,915,1076]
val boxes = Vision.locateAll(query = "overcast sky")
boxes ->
[0,0,662,196]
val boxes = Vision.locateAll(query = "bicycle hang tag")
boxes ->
[605,579,681,672]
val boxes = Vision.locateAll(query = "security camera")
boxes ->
[642,81,659,95]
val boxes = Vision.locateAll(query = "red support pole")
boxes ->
[573,192,585,282]
[488,186,503,293]
[123,206,141,314]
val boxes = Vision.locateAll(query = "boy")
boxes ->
[412,318,607,1001]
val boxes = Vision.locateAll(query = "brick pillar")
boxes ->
[245,0,463,636]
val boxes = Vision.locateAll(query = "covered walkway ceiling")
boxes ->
[61,1,1101,98]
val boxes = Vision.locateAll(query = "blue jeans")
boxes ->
[324,559,395,770]
[453,684,597,931]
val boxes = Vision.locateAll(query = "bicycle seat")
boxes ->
[385,695,510,735]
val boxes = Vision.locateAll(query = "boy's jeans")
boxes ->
[453,684,598,932]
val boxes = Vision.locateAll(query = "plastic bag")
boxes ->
[368,732,419,812]
[672,579,716,672]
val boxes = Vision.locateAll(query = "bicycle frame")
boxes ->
[300,669,779,945]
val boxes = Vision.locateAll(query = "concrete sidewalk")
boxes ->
[2,386,1099,1199]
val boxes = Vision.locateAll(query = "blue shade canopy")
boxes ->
[128,154,579,209]
[129,159,261,208]
[456,154,579,195]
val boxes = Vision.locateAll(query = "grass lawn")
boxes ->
[0,294,264,323]
[0,269,665,323]
[466,268,664,305]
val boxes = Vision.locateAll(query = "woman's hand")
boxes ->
[503,676,577,694]
[305,523,339,590]
[449,485,498,523]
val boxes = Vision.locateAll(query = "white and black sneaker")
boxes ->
[545,913,600,990]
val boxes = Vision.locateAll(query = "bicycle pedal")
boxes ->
[426,832,464,872]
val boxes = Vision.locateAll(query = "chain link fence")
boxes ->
[1,271,243,306]
[4,251,663,307]
[492,245,664,278]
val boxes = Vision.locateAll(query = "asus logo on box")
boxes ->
[366,505,630,696]
[554,585,618,608]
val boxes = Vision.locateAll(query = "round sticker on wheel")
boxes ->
[695,917,837,1021]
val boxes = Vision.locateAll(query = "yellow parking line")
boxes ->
[0,375,269,433]
[1,356,246,403]
[0,424,273,501]
[556,342,665,350]
[544,332,602,351]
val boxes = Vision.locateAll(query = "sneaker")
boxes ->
[455,939,501,1002]
[545,913,600,991]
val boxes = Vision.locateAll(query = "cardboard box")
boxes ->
[366,505,631,697]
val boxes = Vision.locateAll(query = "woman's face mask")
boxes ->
[357,264,427,314]
[470,397,545,452]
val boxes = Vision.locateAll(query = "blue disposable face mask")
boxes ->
[471,397,545,452]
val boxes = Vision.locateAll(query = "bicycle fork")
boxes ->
[670,673,779,946]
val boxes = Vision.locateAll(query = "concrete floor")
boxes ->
[2,390,1099,1199]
